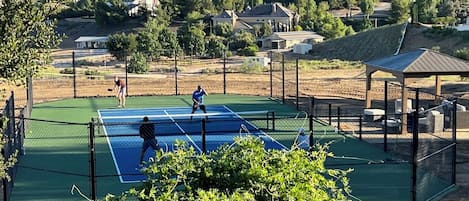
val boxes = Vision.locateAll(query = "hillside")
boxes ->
[400,24,469,55]
[307,23,406,61]
[306,23,469,62]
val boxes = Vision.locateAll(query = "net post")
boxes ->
[359,115,363,140]
[337,107,341,132]
[451,98,457,185]
[328,104,332,125]
[309,114,313,150]
[72,51,77,98]
[19,113,25,156]
[89,119,97,201]
[384,81,388,152]
[201,118,206,154]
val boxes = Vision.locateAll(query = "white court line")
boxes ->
[98,111,139,184]
[164,110,202,153]
[223,105,288,150]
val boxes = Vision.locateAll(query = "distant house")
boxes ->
[244,56,271,67]
[212,3,298,32]
[293,43,313,54]
[74,36,108,49]
[263,31,325,49]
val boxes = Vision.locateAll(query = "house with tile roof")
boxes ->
[212,3,298,32]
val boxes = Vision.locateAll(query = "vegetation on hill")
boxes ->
[308,23,406,61]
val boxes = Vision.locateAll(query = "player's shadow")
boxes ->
[180,98,192,106]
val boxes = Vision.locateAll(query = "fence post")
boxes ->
[223,51,226,94]
[125,56,128,96]
[309,96,315,116]
[201,119,206,153]
[411,89,419,201]
[2,111,7,201]
[337,107,341,132]
[175,52,178,96]
[269,51,273,98]
[309,114,313,150]
[89,119,96,201]
[451,98,457,185]
[384,81,388,152]
[359,115,363,140]
[73,51,77,98]
[328,104,332,125]
[281,54,285,104]
[296,57,299,111]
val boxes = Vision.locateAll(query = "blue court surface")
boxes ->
[98,105,287,183]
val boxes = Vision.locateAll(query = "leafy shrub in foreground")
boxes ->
[104,136,353,201]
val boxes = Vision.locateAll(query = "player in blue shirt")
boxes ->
[190,85,208,120]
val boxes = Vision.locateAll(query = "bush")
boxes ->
[104,136,352,200]
[454,48,469,61]
[127,52,149,74]
[59,68,74,74]
[237,45,258,56]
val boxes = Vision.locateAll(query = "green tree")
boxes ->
[95,0,129,27]
[177,23,206,56]
[359,0,374,19]
[107,33,137,61]
[254,22,273,38]
[214,23,234,38]
[228,30,256,52]
[437,0,457,18]
[206,36,227,58]
[104,137,352,200]
[158,27,180,57]
[0,0,62,180]
[0,0,62,85]
[391,0,411,23]
[127,52,149,74]
[417,0,440,23]
[73,0,95,16]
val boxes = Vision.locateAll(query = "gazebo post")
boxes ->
[435,75,441,103]
[401,77,408,134]
[365,70,374,108]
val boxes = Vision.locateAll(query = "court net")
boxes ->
[96,110,275,137]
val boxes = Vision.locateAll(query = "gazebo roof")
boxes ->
[365,48,469,78]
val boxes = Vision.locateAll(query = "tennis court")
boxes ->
[98,105,287,182]
[9,95,455,200]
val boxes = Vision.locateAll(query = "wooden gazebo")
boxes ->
[364,48,469,134]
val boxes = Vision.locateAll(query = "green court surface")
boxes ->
[11,95,448,201]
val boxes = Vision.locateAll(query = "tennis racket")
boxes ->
[107,88,113,92]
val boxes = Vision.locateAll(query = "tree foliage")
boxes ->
[391,0,411,23]
[104,136,352,201]
[0,0,62,85]
[359,0,375,19]
[95,0,129,27]
[177,23,206,56]
[107,33,137,60]
[417,0,440,23]
[206,36,226,58]
[127,52,149,74]
[213,23,234,38]
[228,30,256,52]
